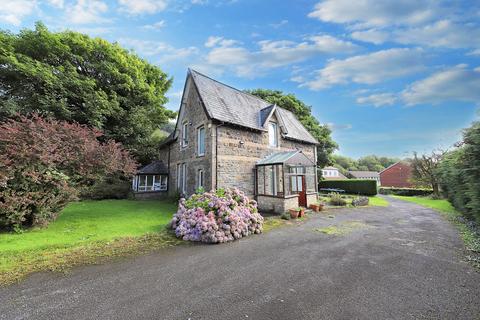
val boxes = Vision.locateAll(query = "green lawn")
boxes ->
[392,196,456,216]
[368,196,389,207]
[0,200,178,285]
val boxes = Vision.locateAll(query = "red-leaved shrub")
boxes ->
[0,114,137,230]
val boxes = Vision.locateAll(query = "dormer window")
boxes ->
[181,122,188,147]
[268,122,278,147]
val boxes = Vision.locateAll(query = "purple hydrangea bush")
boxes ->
[170,188,264,243]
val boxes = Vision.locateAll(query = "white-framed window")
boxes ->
[181,163,187,194]
[134,175,167,192]
[197,169,204,189]
[197,126,205,156]
[268,122,278,147]
[181,122,188,147]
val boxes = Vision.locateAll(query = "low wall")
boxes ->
[257,195,299,214]
[134,191,168,200]
[306,192,318,207]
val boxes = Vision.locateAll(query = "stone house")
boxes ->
[134,69,319,213]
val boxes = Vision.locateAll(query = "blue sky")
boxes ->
[2,0,480,158]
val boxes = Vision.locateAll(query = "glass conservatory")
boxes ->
[255,151,318,213]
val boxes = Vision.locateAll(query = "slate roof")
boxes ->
[189,69,319,145]
[137,160,168,175]
[348,171,380,179]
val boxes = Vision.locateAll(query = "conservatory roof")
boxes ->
[256,150,315,166]
[137,160,168,175]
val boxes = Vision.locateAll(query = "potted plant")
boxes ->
[289,208,299,219]
[309,203,320,212]
[298,207,305,218]
[318,202,325,211]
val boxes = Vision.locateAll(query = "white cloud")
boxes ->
[402,64,480,105]
[0,0,37,26]
[143,20,166,30]
[303,48,425,90]
[467,49,480,56]
[203,35,358,77]
[118,0,167,15]
[46,0,64,8]
[65,0,108,24]
[118,38,198,63]
[350,29,389,44]
[356,93,397,107]
[327,123,353,130]
[270,19,288,28]
[204,36,239,48]
[308,0,439,28]
[393,20,480,49]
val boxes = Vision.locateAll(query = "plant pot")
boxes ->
[318,204,324,212]
[298,208,305,218]
[289,209,299,219]
[309,204,320,212]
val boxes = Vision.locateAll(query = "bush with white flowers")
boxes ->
[170,188,264,243]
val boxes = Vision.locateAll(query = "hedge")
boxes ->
[318,179,377,196]
[379,187,433,196]
[436,121,480,223]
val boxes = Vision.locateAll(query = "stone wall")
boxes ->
[134,191,168,200]
[306,192,318,207]
[216,113,316,198]
[160,82,213,196]
[257,195,299,214]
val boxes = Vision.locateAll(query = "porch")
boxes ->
[255,151,318,214]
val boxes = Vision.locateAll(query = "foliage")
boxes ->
[436,122,480,223]
[410,150,446,196]
[0,199,179,285]
[0,114,137,230]
[80,175,132,200]
[379,187,433,196]
[246,89,337,168]
[171,188,264,243]
[319,179,378,196]
[328,192,347,206]
[332,154,399,175]
[0,22,175,163]
[352,196,369,206]
[368,196,389,207]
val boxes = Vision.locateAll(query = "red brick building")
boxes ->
[379,162,413,188]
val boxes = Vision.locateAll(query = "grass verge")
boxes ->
[393,196,480,269]
[0,199,178,285]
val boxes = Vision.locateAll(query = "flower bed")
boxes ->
[170,188,264,243]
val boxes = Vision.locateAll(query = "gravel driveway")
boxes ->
[1,196,479,320]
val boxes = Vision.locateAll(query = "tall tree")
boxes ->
[246,89,337,168]
[411,150,447,196]
[0,22,175,163]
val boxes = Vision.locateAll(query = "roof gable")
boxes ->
[188,69,318,145]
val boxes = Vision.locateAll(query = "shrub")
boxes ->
[170,188,264,243]
[352,197,369,206]
[319,179,377,196]
[0,114,137,230]
[436,122,480,223]
[328,192,347,206]
[379,187,433,196]
[80,175,132,200]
